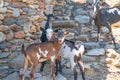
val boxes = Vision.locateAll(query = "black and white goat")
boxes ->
[40,28,85,80]
[40,12,58,72]
[40,12,56,42]
[57,30,85,80]
[93,0,120,48]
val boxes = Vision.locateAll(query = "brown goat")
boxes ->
[21,30,69,80]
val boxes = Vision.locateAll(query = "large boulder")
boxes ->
[53,20,76,28]
[0,7,7,13]
[0,14,4,20]
[75,15,90,24]
[12,8,20,17]
[9,54,24,69]
[3,18,16,25]
[3,72,20,80]
[86,48,105,56]
[6,29,14,40]
[14,31,25,39]
[11,2,27,8]
[83,42,100,49]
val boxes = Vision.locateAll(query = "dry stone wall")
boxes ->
[0,0,120,80]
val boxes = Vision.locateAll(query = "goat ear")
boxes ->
[54,28,61,32]
[43,12,47,17]
[65,29,70,35]
[40,27,46,33]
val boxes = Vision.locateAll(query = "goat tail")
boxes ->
[21,44,27,57]
[79,45,85,55]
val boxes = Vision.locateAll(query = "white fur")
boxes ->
[59,42,85,70]
[93,6,97,17]
[108,8,120,15]
[59,43,71,58]
[50,55,55,62]
[93,0,99,17]
[39,58,47,62]
[36,52,41,60]
[46,29,53,41]
[38,48,48,57]
[53,48,56,51]
[79,45,85,55]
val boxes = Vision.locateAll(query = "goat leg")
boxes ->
[78,60,85,80]
[58,56,62,72]
[55,56,62,75]
[40,61,46,72]
[30,63,38,80]
[21,58,29,80]
[106,21,116,49]
[73,66,77,80]
[58,60,62,72]
[55,59,59,76]
[96,26,101,43]
[50,61,55,80]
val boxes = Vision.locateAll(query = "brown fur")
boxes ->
[74,53,82,63]
[21,30,69,80]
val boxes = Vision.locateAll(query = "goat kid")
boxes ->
[58,40,85,80]
[21,29,69,80]
[40,11,57,42]
[93,0,120,48]
[40,27,63,75]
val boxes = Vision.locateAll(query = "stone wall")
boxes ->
[0,0,120,80]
